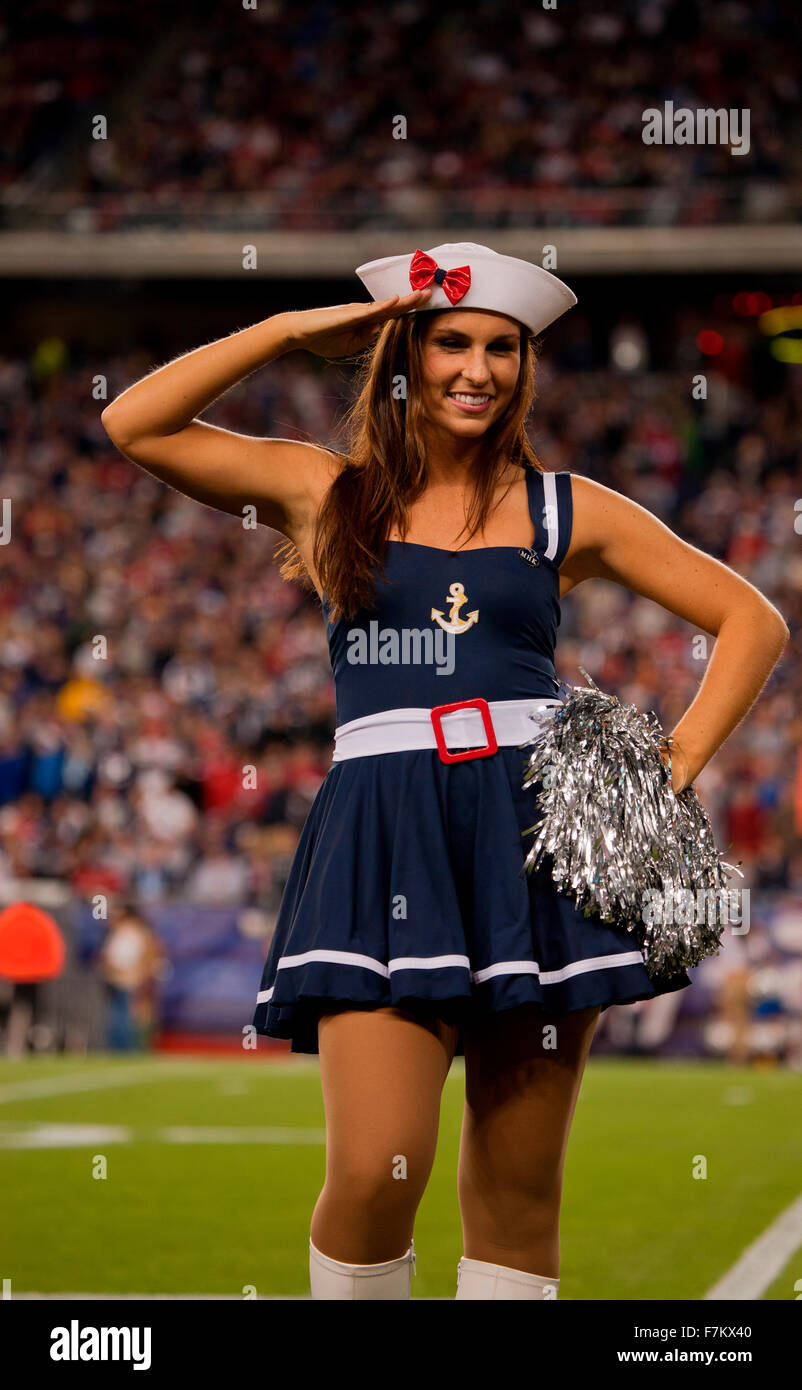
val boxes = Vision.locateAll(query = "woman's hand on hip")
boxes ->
[659,738,692,794]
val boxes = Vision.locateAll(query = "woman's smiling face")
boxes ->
[417,308,523,439]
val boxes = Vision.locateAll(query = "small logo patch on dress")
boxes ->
[518,547,540,567]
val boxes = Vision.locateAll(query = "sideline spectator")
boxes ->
[95,902,166,1051]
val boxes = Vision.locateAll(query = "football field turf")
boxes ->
[1,1054,800,1301]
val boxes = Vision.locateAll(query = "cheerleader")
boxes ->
[101,242,789,1300]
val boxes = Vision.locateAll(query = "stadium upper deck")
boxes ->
[2,0,801,238]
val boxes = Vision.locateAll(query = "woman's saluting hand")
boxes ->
[283,289,432,358]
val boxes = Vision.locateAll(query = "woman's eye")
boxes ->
[435,338,517,352]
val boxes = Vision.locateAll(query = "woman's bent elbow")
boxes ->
[101,406,140,451]
[100,405,124,442]
[765,609,790,646]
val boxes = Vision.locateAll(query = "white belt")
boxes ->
[332,697,562,763]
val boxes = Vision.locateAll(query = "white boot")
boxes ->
[456,1255,559,1300]
[309,1236,416,1300]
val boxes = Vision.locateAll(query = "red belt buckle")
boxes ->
[430,697,498,764]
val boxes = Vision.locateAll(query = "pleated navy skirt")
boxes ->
[252,744,692,1055]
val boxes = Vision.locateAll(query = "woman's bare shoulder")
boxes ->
[292,443,347,522]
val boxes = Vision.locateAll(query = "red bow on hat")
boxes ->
[408,249,471,305]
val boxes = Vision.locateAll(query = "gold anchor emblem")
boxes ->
[431,581,479,635]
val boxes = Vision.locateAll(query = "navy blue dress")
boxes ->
[252,467,692,1053]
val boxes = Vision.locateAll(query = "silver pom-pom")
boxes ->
[520,668,743,978]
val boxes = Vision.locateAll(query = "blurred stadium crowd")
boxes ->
[3,0,801,231]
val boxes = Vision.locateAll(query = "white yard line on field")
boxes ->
[0,1062,211,1104]
[703,1193,802,1300]
[0,1058,319,1104]
[0,1124,132,1148]
[9,1292,314,1300]
[161,1125,325,1144]
[0,1122,325,1149]
[9,1293,449,1300]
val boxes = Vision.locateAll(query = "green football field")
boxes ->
[1,1054,800,1300]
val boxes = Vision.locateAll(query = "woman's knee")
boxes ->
[314,1004,458,1235]
[459,1166,562,1231]
[325,1142,433,1214]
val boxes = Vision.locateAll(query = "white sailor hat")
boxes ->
[355,241,577,337]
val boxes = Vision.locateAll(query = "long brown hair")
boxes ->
[277,311,543,623]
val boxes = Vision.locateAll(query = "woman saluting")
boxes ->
[102,243,789,1300]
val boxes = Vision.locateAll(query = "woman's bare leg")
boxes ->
[311,1005,459,1264]
[457,1003,601,1278]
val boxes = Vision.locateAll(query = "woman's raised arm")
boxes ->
[100,291,430,538]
